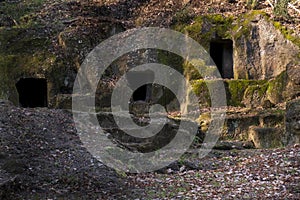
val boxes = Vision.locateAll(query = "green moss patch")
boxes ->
[244,83,269,98]
[226,80,254,106]
[0,27,55,103]
[0,27,51,55]
[191,79,279,108]
[0,0,45,28]
[266,71,288,104]
[157,50,184,74]
[273,21,300,47]
[173,14,234,50]
[191,79,211,107]
[232,10,267,40]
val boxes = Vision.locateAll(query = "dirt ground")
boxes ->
[0,100,299,199]
[0,100,136,199]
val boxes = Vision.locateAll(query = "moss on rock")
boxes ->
[0,27,56,104]
[0,0,45,28]
[169,14,235,81]
[191,79,211,107]
[243,81,269,108]
[225,80,257,107]
[272,21,300,48]
[266,71,288,104]
[232,10,267,40]
[191,79,285,108]
[157,50,184,74]
[174,14,234,50]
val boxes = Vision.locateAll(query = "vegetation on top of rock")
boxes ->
[0,0,45,28]
[173,13,234,49]
[273,20,300,47]
[232,10,267,40]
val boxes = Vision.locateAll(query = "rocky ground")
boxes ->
[0,100,135,199]
[0,101,299,199]
[127,146,300,199]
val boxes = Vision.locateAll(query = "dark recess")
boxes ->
[132,84,148,101]
[210,39,234,79]
[126,70,154,102]
[16,78,48,108]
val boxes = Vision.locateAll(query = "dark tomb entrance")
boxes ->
[16,78,48,107]
[210,39,233,79]
[126,70,154,102]
[132,84,149,101]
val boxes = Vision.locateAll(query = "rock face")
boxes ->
[286,65,300,100]
[0,8,125,107]
[286,98,300,145]
[95,111,198,153]
[199,108,286,147]
[233,15,300,80]
[248,126,283,148]
[175,12,300,81]
[0,6,299,111]
[175,12,299,112]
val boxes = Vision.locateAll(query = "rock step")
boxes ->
[248,126,285,149]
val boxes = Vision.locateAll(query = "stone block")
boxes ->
[248,126,283,148]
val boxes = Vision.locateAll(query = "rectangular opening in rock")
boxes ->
[16,78,48,108]
[132,84,148,101]
[210,39,233,79]
[126,70,154,102]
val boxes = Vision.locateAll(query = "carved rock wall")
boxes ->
[233,16,299,80]
[286,98,300,145]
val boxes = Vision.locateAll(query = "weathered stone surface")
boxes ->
[248,126,284,148]
[223,115,260,140]
[93,111,199,152]
[0,20,124,108]
[0,99,13,106]
[286,65,300,100]
[129,101,150,115]
[286,98,300,144]
[52,94,72,109]
[233,16,300,80]
[213,140,255,150]
[198,108,285,142]
[0,15,16,27]
[287,65,300,85]
[1,9,299,111]
[191,77,290,109]
[242,84,268,108]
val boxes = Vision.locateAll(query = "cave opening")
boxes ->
[126,70,154,102]
[16,78,48,108]
[132,84,149,101]
[210,39,234,79]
